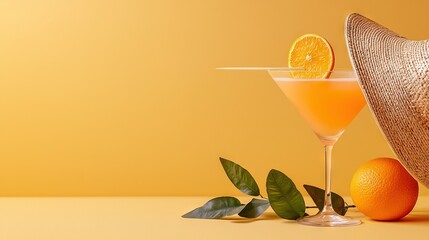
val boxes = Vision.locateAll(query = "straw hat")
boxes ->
[345,13,429,187]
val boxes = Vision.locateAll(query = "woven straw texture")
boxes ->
[346,13,429,188]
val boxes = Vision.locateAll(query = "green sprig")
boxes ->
[182,158,353,220]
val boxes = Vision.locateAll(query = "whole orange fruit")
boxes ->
[350,157,418,221]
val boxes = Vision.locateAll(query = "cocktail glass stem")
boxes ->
[322,144,335,214]
[297,135,361,226]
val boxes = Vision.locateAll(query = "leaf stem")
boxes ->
[305,206,319,209]
[344,202,356,208]
[305,205,355,209]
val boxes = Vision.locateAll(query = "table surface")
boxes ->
[0,196,428,240]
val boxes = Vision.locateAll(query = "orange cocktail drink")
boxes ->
[269,69,366,226]
[275,76,366,140]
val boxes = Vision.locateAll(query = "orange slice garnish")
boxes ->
[288,34,335,78]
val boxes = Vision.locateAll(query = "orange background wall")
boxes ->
[1,0,428,196]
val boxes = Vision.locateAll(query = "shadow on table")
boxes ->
[220,208,429,224]
[397,209,429,224]
[362,209,429,225]
[222,212,287,223]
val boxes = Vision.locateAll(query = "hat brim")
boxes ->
[346,13,429,187]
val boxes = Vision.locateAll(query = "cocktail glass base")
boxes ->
[297,211,361,227]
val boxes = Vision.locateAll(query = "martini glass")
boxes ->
[268,69,365,226]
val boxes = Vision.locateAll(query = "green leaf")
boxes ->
[238,198,270,218]
[266,169,305,220]
[303,184,347,216]
[219,157,260,196]
[182,197,245,219]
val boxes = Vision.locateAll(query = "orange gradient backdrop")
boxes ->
[1,0,428,196]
